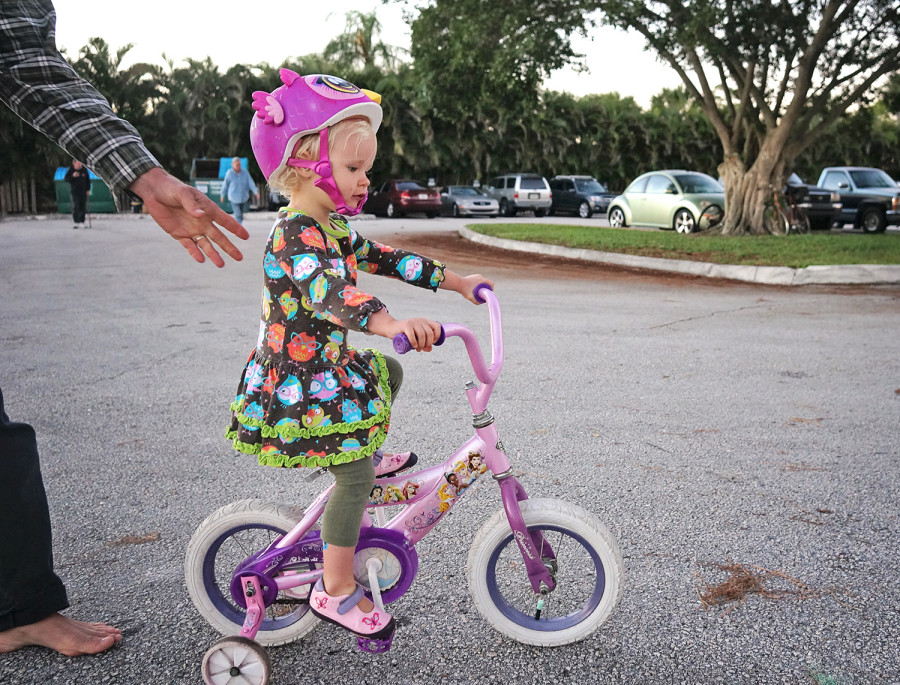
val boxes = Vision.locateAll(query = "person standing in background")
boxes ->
[63,159,90,228]
[220,156,258,224]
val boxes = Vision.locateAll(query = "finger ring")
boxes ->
[192,235,204,243]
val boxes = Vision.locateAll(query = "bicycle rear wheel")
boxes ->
[789,211,811,235]
[762,203,788,236]
[466,498,623,647]
[185,499,321,646]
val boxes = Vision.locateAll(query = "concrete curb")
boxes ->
[459,226,900,286]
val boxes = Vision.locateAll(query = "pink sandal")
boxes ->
[309,578,396,652]
[373,450,418,478]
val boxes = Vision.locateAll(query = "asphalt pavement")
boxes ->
[1,213,898,684]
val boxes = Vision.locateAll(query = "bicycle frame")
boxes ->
[230,287,557,641]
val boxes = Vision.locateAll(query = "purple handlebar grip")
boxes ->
[392,327,445,354]
[473,282,493,303]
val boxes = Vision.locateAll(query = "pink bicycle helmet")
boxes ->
[250,70,383,215]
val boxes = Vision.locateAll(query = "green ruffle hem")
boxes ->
[226,347,392,469]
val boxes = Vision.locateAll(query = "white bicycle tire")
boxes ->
[466,497,624,646]
[185,499,320,646]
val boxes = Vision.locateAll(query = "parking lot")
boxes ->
[1,213,898,684]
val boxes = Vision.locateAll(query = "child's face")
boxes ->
[330,131,376,212]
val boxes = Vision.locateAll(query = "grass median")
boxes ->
[465,224,900,268]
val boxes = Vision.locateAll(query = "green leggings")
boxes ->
[321,355,403,547]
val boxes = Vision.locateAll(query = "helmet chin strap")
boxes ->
[287,129,367,216]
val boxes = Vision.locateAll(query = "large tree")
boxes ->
[594,0,900,234]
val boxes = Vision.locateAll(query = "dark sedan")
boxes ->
[549,175,617,218]
[364,180,442,218]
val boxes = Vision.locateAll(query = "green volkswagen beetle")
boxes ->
[606,170,725,234]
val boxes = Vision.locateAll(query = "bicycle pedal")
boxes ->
[357,629,394,653]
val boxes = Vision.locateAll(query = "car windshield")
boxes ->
[397,181,426,191]
[574,179,608,193]
[674,173,723,194]
[519,177,546,189]
[848,168,896,188]
[449,186,482,196]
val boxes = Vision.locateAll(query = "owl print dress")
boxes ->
[226,209,445,469]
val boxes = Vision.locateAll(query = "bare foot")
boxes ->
[0,612,122,656]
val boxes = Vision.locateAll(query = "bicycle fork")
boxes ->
[473,405,557,598]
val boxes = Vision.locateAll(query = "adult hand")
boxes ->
[129,167,250,267]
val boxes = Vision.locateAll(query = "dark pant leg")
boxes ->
[384,355,403,401]
[322,457,375,548]
[71,192,86,224]
[0,386,69,631]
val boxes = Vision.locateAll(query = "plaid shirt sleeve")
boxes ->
[0,0,160,210]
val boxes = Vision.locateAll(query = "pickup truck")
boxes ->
[816,166,900,233]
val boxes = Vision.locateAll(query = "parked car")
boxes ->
[785,174,842,231]
[549,175,617,218]
[607,170,725,233]
[363,179,442,218]
[484,173,552,217]
[816,166,900,233]
[439,185,499,217]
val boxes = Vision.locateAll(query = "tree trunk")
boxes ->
[717,149,786,235]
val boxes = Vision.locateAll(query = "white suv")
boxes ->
[485,173,552,217]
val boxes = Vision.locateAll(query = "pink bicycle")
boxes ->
[185,285,624,685]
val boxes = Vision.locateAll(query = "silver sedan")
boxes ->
[440,185,500,217]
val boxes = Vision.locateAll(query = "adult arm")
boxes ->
[0,2,248,266]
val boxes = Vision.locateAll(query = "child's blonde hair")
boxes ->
[268,117,375,196]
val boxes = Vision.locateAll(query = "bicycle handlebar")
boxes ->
[392,326,446,354]
[390,283,503,389]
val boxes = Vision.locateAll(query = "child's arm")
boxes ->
[439,270,495,304]
[365,309,442,352]
[364,270,495,352]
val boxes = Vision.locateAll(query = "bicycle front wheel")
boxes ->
[762,203,788,236]
[185,499,321,646]
[466,498,623,647]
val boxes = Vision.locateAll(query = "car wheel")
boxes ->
[534,208,547,218]
[452,204,460,217]
[425,211,437,219]
[386,202,396,218]
[499,199,509,217]
[578,201,593,219]
[608,207,626,228]
[673,209,696,234]
[860,207,887,233]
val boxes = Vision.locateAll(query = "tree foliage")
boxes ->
[592,0,900,233]
[3,7,900,222]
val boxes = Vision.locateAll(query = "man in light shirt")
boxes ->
[220,156,259,224]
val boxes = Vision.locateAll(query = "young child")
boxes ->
[226,71,490,646]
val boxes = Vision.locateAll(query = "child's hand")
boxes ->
[367,310,442,351]
[441,271,495,304]
[393,317,443,352]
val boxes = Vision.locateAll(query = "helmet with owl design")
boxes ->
[250,71,382,215]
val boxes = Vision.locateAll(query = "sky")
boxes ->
[52,1,678,108]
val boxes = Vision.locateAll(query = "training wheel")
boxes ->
[201,636,272,685]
